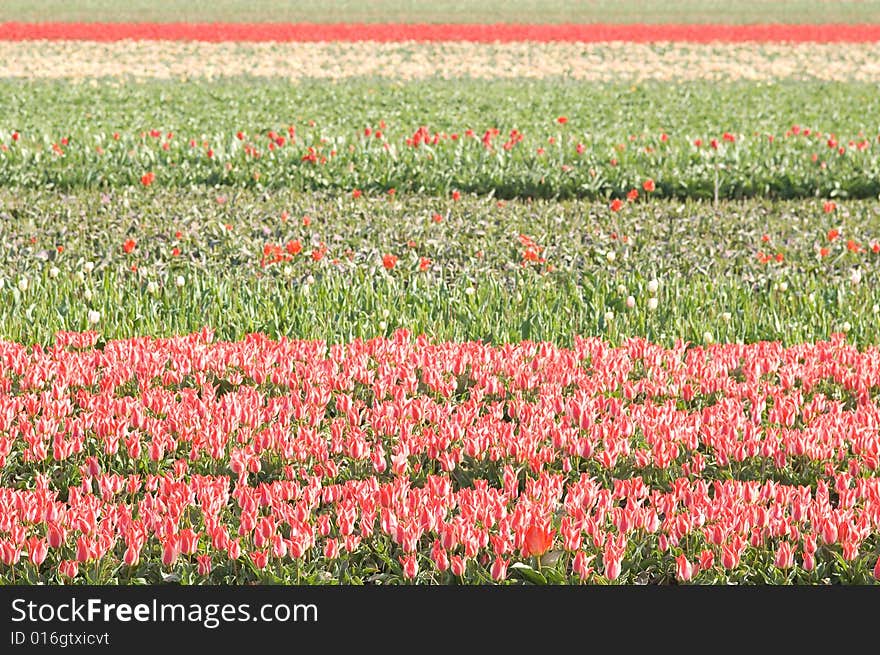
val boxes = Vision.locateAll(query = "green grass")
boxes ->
[2,187,877,346]
[5,79,877,137]
[2,79,880,198]
[2,0,880,23]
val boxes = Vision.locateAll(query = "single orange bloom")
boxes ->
[642,178,655,192]
[122,239,136,254]
[610,199,624,212]
[523,524,554,558]
[827,229,840,242]
[382,254,398,270]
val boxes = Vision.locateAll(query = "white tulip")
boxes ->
[87,309,100,325]
[647,279,659,295]
[626,296,636,309]
[84,262,95,273]
[146,281,159,294]
[647,297,659,311]
[17,277,28,292]
[48,266,60,279]
[850,269,862,285]
[175,275,185,288]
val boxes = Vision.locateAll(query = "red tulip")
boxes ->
[27,537,48,566]
[250,550,268,570]
[490,556,509,581]
[675,554,695,582]
[523,523,554,558]
[572,551,594,579]
[400,554,418,580]
[197,555,213,576]
[59,560,78,580]
[774,542,794,569]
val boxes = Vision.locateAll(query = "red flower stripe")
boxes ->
[1,22,880,43]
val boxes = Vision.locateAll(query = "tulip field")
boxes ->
[3,3,880,587]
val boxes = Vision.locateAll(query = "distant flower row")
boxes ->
[1,22,880,43]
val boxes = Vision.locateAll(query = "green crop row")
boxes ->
[1,188,877,345]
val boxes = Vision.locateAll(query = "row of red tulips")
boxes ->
[1,22,879,43]
[1,330,880,583]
